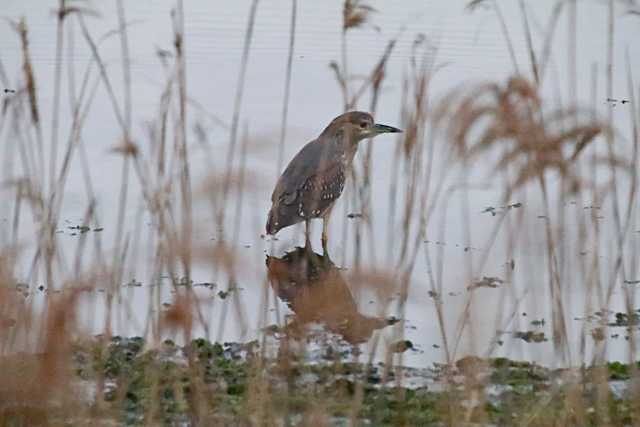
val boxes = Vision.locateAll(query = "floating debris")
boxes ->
[347,212,363,219]
[513,330,548,343]
[177,277,193,287]
[608,311,640,328]
[580,309,640,329]
[390,340,414,353]
[606,97,630,106]
[468,276,504,290]
[482,206,497,216]
[68,225,91,234]
[481,203,522,216]
[194,281,216,289]
[530,319,546,327]
[124,279,142,287]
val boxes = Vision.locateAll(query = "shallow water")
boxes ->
[0,0,639,369]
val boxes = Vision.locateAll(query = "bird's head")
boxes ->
[322,111,402,143]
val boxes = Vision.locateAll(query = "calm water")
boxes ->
[1,0,639,368]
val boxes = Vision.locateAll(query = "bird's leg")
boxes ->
[321,216,329,255]
[304,220,311,251]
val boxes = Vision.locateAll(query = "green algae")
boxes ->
[67,336,639,426]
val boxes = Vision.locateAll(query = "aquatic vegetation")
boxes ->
[62,336,640,425]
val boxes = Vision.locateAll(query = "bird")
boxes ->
[266,111,402,252]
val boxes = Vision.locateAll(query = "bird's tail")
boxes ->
[266,208,278,235]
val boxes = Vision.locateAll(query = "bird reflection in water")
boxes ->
[266,247,397,344]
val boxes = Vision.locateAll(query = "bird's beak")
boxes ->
[372,123,403,134]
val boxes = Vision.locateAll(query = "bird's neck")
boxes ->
[342,143,359,167]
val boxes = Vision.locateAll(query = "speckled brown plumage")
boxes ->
[266,111,401,252]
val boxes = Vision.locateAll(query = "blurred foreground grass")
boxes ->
[1,335,636,426]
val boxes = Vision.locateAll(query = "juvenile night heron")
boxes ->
[266,111,402,252]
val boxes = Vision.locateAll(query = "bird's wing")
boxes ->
[271,137,336,204]
[297,161,345,215]
[267,135,346,233]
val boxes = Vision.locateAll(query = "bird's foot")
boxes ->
[304,236,313,254]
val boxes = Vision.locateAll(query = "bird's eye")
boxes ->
[359,122,368,129]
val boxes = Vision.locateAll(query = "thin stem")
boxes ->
[220,0,260,232]
[276,0,297,175]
